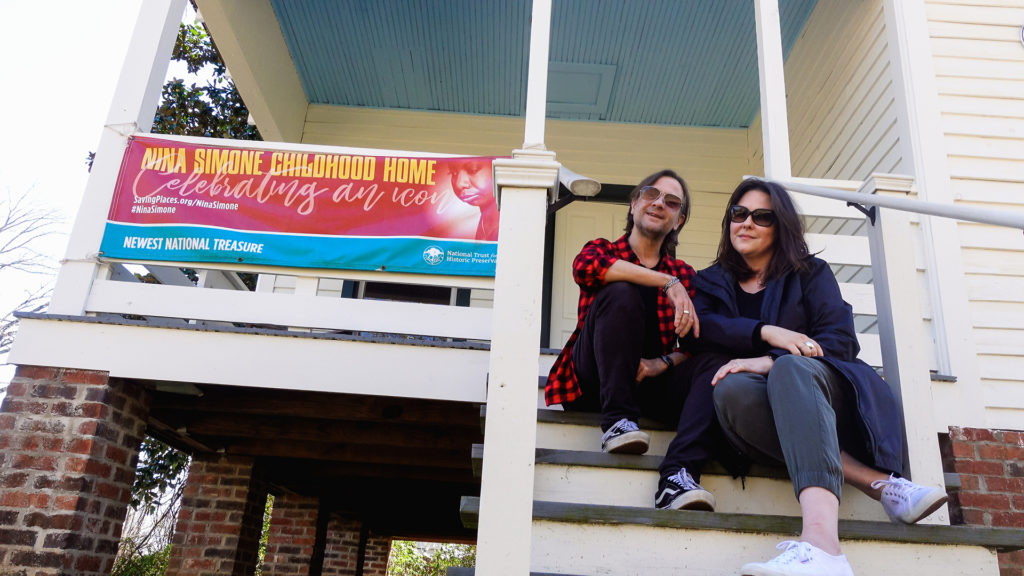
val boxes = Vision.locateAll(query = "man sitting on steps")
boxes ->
[544,170,715,512]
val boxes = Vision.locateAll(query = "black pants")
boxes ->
[562,282,719,479]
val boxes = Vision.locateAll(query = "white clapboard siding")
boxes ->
[929,20,1024,40]
[942,114,1024,140]
[935,57,1024,82]
[316,278,346,299]
[841,283,877,316]
[469,289,494,309]
[85,279,493,340]
[974,329,1024,356]
[967,274,1024,303]
[930,37,1024,61]
[945,134,1024,161]
[783,0,904,180]
[806,234,871,267]
[928,0,1024,426]
[936,76,1024,100]
[951,179,1024,206]
[925,3,1024,26]
[958,221,1024,251]
[983,379,1024,410]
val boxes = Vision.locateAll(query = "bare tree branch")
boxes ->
[0,190,62,275]
[0,189,61,359]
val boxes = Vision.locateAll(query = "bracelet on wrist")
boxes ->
[662,276,681,293]
[660,354,675,368]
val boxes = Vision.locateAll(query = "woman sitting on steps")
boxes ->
[656,178,949,576]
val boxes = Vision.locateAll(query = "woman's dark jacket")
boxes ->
[693,256,905,475]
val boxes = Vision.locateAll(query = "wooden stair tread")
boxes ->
[478,408,963,488]
[459,496,1024,552]
[472,443,792,480]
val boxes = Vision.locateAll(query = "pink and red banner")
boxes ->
[101,136,500,276]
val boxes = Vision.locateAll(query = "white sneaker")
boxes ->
[741,541,854,576]
[871,474,949,524]
[600,418,650,454]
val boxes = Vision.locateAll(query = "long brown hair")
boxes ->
[715,178,810,283]
[623,169,691,255]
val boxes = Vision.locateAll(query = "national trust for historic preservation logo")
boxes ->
[423,245,444,266]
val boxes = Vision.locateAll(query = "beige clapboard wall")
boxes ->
[926,0,1024,429]
[301,105,753,347]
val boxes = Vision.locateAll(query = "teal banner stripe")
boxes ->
[100,222,497,277]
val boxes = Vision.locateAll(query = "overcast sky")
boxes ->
[0,1,144,385]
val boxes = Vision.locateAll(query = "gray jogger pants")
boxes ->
[713,354,860,501]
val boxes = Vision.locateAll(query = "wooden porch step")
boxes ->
[460,496,1023,576]
[484,406,962,488]
[471,444,890,520]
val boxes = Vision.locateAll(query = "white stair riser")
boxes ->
[535,464,890,522]
[537,420,674,455]
[531,521,1000,576]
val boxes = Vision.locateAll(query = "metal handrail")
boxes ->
[778,178,1024,232]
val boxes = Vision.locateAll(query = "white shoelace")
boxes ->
[602,418,640,443]
[616,419,640,433]
[672,468,703,491]
[870,474,924,499]
[766,541,814,565]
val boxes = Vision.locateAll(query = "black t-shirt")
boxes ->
[734,283,765,320]
[735,283,767,351]
[641,284,662,357]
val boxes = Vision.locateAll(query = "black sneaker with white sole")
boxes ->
[654,468,716,511]
[600,417,650,454]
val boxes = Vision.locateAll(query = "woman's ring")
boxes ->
[805,341,815,349]
[683,310,691,315]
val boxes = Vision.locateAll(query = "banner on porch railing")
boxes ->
[100,136,500,276]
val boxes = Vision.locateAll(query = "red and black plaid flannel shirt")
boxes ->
[544,233,696,406]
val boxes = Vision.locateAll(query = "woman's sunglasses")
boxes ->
[729,205,776,227]
[638,186,683,211]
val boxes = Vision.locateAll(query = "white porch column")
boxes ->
[48,0,185,315]
[882,0,984,425]
[475,4,558,569]
[754,0,792,180]
[522,0,553,151]
[862,174,949,525]
[476,151,559,575]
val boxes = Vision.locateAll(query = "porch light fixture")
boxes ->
[559,166,601,197]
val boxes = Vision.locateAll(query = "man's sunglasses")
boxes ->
[729,205,777,227]
[638,186,684,212]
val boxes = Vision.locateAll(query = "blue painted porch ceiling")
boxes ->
[271,0,817,128]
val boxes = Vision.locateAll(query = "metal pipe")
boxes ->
[780,179,1024,231]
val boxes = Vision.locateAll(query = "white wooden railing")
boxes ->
[89,261,495,341]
